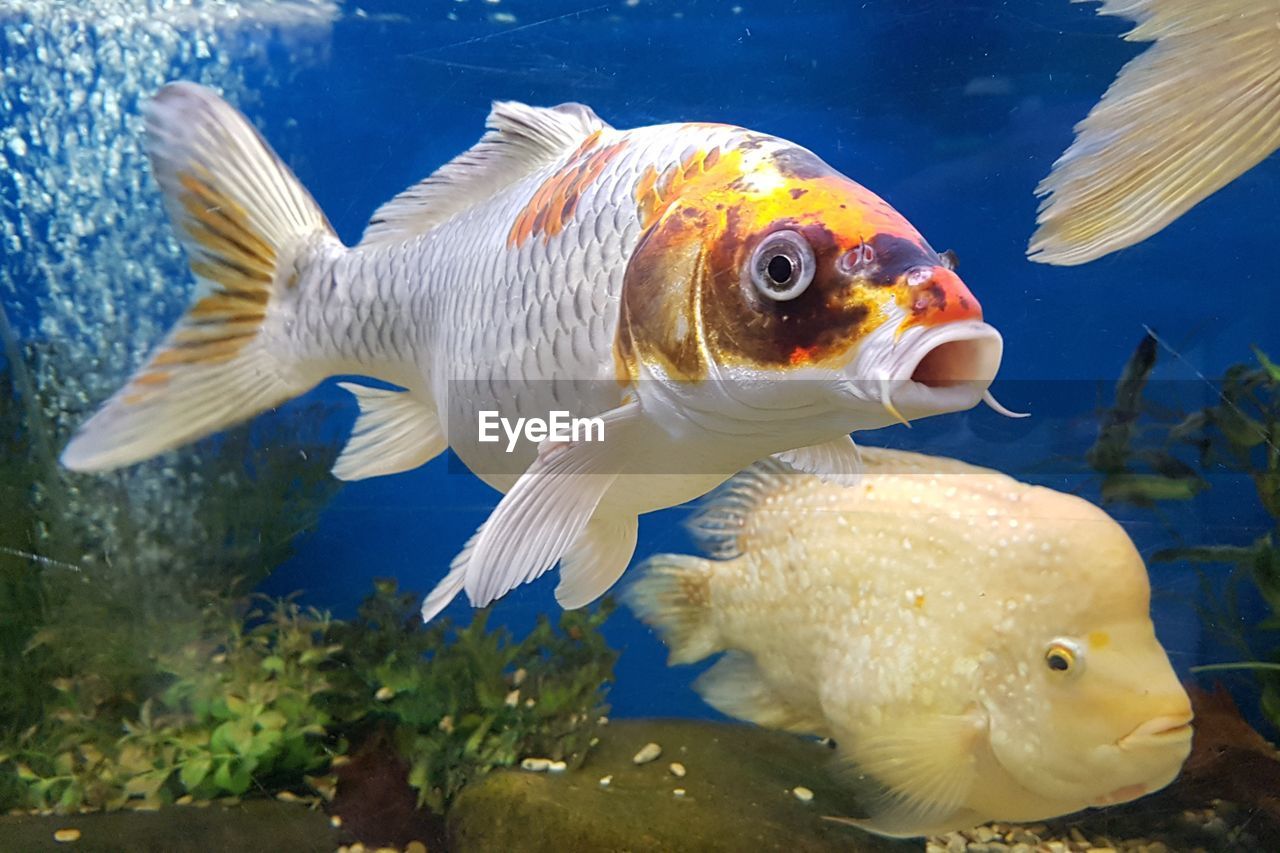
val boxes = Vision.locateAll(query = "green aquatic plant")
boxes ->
[0,596,340,813]
[323,579,617,814]
[1088,335,1280,730]
[0,580,617,817]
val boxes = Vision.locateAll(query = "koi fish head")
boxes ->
[619,135,1004,431]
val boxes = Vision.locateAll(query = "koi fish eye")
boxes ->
[750,230,815,301]
[1045,638,1083,675]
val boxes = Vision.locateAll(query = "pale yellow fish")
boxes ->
[626,448,1192,837]
[1028,0,1280,265]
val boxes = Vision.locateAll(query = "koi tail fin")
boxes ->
[623,553,722,665]
[61,82,339,471]
[1028,0,1280,265]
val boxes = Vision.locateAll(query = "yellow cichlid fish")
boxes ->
[626,448,1192,837]
[60,84,1011,620]
[1029,0,1280,265]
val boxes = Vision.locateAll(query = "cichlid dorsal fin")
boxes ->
[359,101,611,246]
[684,458,798,560]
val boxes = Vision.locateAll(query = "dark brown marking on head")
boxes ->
[860,233,939,286]
[789,188,808,200]
[771,147,838,181]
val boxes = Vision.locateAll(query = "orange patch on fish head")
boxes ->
[619,142,963,381]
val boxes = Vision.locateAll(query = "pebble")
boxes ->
[405,843,428,853]
[791,786,814,803]
[668,762,686,778]
[598,774,613,788]
[1085,848,1117,853]
[632,742,662,764]
[504,689,520,706]
[53,828,81,843]
[974,826,996,842]
[329,814,343,828]
[374,686,394,701]
[520,757,552,772]
[672,788,686,797]
[547,760,567,773]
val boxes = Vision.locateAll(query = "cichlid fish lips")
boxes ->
[627,447,1192,837]
[59,83,1009,620]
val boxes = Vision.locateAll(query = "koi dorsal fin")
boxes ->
[358,101,611,246]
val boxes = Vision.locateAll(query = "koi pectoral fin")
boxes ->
[452,401,644,610]
[773,434,862,486]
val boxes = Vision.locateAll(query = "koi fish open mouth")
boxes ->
[877,321,1016,425]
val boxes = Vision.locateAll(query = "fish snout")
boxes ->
[903,265,983,328]
[1117,711,1194,750]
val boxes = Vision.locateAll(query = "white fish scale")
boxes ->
[299,122,750,479]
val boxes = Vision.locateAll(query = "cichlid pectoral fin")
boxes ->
[555,513,639,609]
[333,383,445,481]
[444,401,643,613]
[695,651,829,735]
[831,711,985,837]
[773,435,862,486]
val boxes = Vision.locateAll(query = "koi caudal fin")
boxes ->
[61,83,338,472]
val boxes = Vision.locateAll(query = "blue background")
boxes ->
[15,1,1278,723]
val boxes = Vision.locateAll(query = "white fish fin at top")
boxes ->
[829,711,984,837]
[555,513,639,610]
[773,434,862,486]
[695,651,828,735]
[359,101,612,246]
[685,458,796,560]
[451,401,643,610]
[623,553,722,665]
[333,382,445,481]
[1028,0,1280,265]
[61,82,337,472]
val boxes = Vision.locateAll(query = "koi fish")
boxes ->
[60,83,1009,619]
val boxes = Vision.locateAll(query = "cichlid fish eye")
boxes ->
[750,229,814,301]
[1045,639,1081,674]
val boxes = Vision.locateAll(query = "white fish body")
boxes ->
[60,84,1007,619]
[627,448,1193,836]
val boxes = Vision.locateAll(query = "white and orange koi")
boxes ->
[61,83,1010,619]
